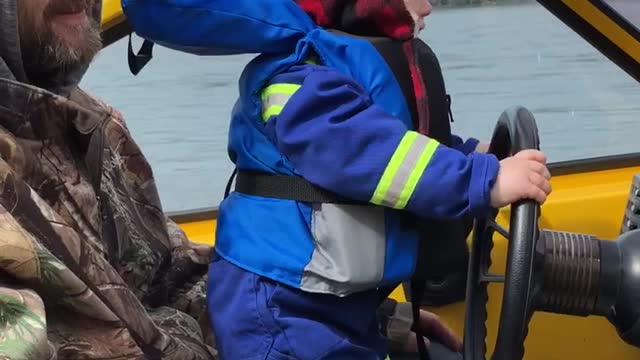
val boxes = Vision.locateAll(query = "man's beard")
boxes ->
[35,19,102,68]
[19,0,102,82]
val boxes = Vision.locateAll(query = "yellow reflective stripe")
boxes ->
[260,83,301,121]
[261,83,301,100]
[263,105,284,120]
[395,138,438,209]
[370,132,418,206]
[370,131,439,209]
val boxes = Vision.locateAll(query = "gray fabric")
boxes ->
[387,301,414,343]
[0,0,101,94]
[262,92,294,112]
[382,134,431,207]
[301,203,386,296]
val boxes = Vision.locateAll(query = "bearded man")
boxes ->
[0,0,215,358]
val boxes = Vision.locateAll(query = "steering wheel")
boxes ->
[463,105,541,360]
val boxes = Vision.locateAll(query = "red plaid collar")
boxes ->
[295,0,415,40]
[295,1,430,135]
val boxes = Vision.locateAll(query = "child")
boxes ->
[122,0,551,358]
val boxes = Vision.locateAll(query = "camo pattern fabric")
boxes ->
[0,77,216,360]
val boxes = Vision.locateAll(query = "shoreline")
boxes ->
[431,0,535,7]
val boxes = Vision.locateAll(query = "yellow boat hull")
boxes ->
[101,0,124,31]
[172,156,640,359]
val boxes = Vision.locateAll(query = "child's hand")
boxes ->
[490,149,551,208]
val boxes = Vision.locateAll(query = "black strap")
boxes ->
[128,33,155,75]
[224,168,238,199]
[411,280,432,360]
[446,94,455,123]
[234,170,363,204]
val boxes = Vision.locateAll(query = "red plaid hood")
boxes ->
[295,0,416,40]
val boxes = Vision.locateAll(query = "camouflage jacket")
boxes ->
[0,77,216,360]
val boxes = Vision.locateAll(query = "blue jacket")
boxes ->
[123,0,500,296]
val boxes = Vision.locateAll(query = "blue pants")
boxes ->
[207,252,461,360]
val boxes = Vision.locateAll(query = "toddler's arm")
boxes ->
[261,64,500,219]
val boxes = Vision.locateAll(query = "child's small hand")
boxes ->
[490,149,551,208]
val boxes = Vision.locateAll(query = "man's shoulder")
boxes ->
[72,87,128,127]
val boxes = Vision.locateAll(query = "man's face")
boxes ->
[17,0,102,74]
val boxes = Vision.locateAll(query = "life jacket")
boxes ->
[122,0,470,305]
[295,32,470,306]
[396,39,471,307]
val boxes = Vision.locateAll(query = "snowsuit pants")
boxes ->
[207,252,462,360]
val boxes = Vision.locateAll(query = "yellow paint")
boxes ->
[179,219,217,245]
[177,164,640,358]
[100,0,126,31]
[560,0,640,65]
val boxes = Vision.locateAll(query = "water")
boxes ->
[81,3,640,212]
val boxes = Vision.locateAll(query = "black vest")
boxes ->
[370,37,470,306]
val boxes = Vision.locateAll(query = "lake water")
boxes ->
[81,3,640,212]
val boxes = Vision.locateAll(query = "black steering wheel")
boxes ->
[463,105,541,360]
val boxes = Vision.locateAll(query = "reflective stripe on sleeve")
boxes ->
[370,131,439,209]
[261,83,301,121]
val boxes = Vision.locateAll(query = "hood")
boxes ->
[123,0,317,56]
[0,0,102,95]
[124,0,415,58]
[295,0,415,40]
